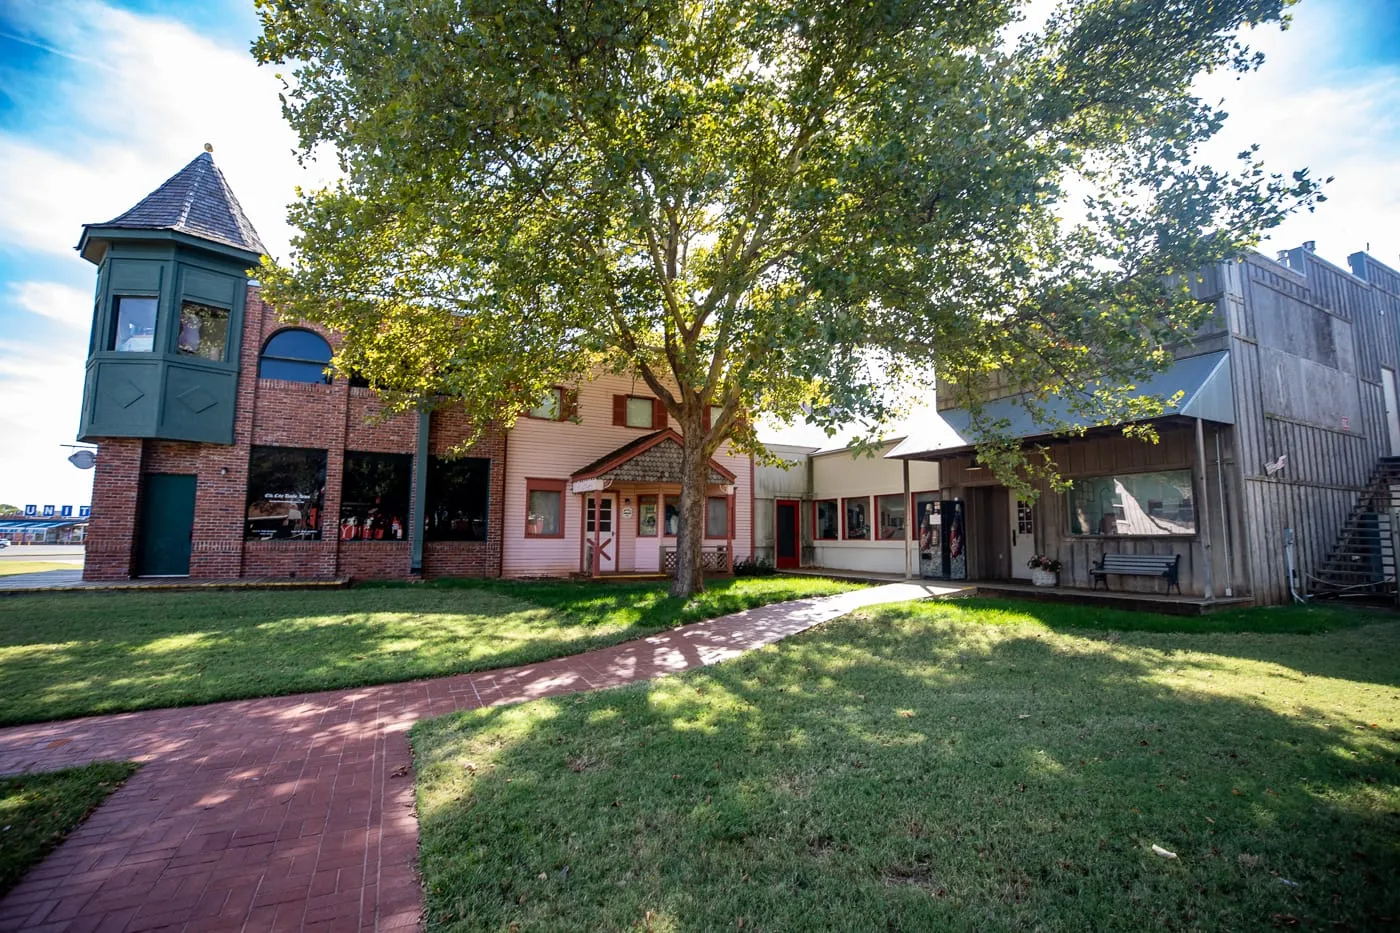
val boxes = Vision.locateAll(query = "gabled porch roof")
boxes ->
[570,429,736,486]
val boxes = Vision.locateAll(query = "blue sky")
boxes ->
[0,0,1398,508]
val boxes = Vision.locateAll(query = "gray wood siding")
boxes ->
[1228,251,1393,603]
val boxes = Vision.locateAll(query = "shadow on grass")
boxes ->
[411,611,1400,932]
[929,597,1400,688]
[0,576,859,726]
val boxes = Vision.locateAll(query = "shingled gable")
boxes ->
[570,429,737,485]
[79,150,266,260]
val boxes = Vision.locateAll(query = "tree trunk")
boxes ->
[670,420,710,598]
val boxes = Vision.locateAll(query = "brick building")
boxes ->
[78,151,752,582]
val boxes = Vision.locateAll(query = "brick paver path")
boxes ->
[0,582,961,932]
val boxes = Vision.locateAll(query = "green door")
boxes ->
[138,474,196,576]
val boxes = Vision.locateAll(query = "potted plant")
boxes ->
[1027,554,1062,587]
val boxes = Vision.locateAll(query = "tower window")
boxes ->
[110,296,158,352]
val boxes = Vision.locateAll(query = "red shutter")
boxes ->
[653,397,667,430]
[612,394,626,426]
[702,405,712,432]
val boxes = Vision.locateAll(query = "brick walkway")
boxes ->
[0,582,961,932]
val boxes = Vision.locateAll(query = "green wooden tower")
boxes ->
[76,147,265,444]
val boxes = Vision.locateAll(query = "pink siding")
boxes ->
[502,372,754,576]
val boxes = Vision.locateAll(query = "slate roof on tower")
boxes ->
[84,151,266,256]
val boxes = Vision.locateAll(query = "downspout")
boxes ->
[1195,417,1215,601]
[1215,430,1233,597]
[902,458,912,579]
[410,409,429,575]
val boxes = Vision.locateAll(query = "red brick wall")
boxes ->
[84,439,142,581]
[419,407,507,579]
[81,285,510,582]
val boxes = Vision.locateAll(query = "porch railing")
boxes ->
[661,545,730,574]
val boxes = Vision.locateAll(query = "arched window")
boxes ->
[259,329,332,384]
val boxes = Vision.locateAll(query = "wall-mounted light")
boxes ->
[220,467,229,476]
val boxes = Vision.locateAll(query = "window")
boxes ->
[626,397,654,427]
[259,328,332,384]
[244,446,326,540]
[585,496,613,533]
[843,496,870,540]
[426,456,491,541]
[702,405,725,432]
[614,394,666,430]
[525,478,566,537]
[815,499,839,540]
[529,388,563,420]
[176,301,230,361]
[663,496,680,536]
[110,296,158,352]
[637,495,658,537]
[705,496,730,538]
[1016,499,1034,536]
[1068,470,1195,537]
[877,493,906,540]
[340,452,412,541]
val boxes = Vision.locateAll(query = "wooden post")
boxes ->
[591,494,601,579]
[1196,417,1215,601]
[727,489,735,574]
[902,458,912,579]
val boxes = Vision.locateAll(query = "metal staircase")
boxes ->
[1309,456,1400,598]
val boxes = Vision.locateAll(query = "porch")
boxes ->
[569,429,739,579]
[781,569,1249,615]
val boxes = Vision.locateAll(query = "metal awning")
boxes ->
[886,351,1234,461]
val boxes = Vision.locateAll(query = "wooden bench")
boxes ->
[1090,553,1182,594]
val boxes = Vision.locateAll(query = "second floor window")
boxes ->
[259,328,332,384]
[614,394,667,430]
[529,387,563,420]
[110,296,158,352]
[177,301,230,362]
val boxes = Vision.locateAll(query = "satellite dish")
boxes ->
[68,450,97,470]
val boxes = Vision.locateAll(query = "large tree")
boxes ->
[254,0,1320,596]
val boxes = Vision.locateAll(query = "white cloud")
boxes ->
[0,338,91,507]
[1194,3,1400,266]
[0,0,336,265]
[10,281,92,329]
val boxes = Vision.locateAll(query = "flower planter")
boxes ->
[1031,568,1058,587]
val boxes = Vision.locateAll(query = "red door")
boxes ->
[775,499,800,569]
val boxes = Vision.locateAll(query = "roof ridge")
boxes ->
[175,152,209,231]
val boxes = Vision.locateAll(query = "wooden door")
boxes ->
[586,494,618,573]
[137,473,196,576]
[775,499,800,569]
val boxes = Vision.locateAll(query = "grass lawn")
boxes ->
[412,597,1400,932]
[0,562,79,577]
[0,762,138,896]
[0,576,860,726]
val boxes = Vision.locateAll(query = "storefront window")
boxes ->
[244,446,326,540]
[1068,470,1195,536]
[427,456,492,541]
[637,495,658,537]
[705,496,729,538]
[843,496,870,540]
[110,296,158,352]
[340,452,412,541]
[815,499,839,540]
[177,301,230,361]
[876,493,905,540]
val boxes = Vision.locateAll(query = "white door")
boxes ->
[1383,368,1400,456]
[586,494,618,573]
[1010,491,1035,580]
